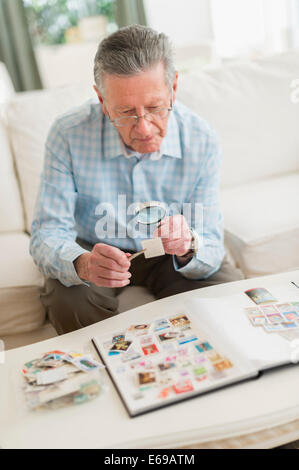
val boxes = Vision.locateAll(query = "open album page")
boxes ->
[92,303,257,417]
[187,283,299,371]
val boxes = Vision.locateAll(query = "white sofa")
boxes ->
[1,51,299,349]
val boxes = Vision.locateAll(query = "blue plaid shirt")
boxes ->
[30,99,225,287]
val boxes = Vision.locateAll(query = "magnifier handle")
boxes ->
[128,249,146,261]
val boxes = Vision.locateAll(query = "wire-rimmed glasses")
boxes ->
[108,91,173,127]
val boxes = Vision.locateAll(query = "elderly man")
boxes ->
[30,25,243,335]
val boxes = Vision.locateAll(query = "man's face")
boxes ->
[94,62,178,154]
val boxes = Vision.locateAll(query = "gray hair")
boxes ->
[94,24,176,96]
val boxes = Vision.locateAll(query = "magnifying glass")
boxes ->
[129,201,167,261]
[134,201,166,226]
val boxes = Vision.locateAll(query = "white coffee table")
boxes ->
[1,270,299,449]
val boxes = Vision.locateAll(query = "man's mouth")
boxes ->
[137,136,154,142]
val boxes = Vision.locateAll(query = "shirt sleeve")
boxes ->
[29,120,89,287]
[173,127,225,279]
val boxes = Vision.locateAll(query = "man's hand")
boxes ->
[74,243,132,287]
[153,215,192,257]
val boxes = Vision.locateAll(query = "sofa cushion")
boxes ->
[0,232,45,335]
[5,85,94,233]
[0,120,24,233]
[221,172,299,278]
[177,51,299,188]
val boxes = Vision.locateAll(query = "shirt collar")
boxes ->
[101,105,182,161]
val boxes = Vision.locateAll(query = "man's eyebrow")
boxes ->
[115,100,165,111]
[116,104,134,109]
[116,105,135,111]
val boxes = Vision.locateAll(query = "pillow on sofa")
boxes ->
[5,85,94,233]
[177,51,299,188]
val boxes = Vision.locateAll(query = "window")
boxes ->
[24,0,117,46]
[24,0,117,88]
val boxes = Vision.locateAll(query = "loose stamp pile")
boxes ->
[21,350,105,410]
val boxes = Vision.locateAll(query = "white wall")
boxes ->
[35,42,98,89]
[210,0,265,57]
[0,62,15,102]
[146,0,299,58]
[144,0,214,47]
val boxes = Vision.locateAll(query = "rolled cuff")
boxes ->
[59,244,91,287]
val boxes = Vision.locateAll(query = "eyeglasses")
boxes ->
[108,91,173,128]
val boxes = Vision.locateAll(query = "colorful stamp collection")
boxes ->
[244,301,299,333]
[102,314,235,401]
[21,350,104,410]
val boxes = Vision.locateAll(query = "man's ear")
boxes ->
[93,85,107,114]
[172,71,179,102]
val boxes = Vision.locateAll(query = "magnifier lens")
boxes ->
[136,205,166,225]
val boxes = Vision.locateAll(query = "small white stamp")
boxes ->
[141,237,165,258]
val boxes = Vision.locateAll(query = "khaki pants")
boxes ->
[41,239,244,335]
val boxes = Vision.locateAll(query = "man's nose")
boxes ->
[134,115,153,134]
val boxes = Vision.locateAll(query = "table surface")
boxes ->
[1,270,299,449]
